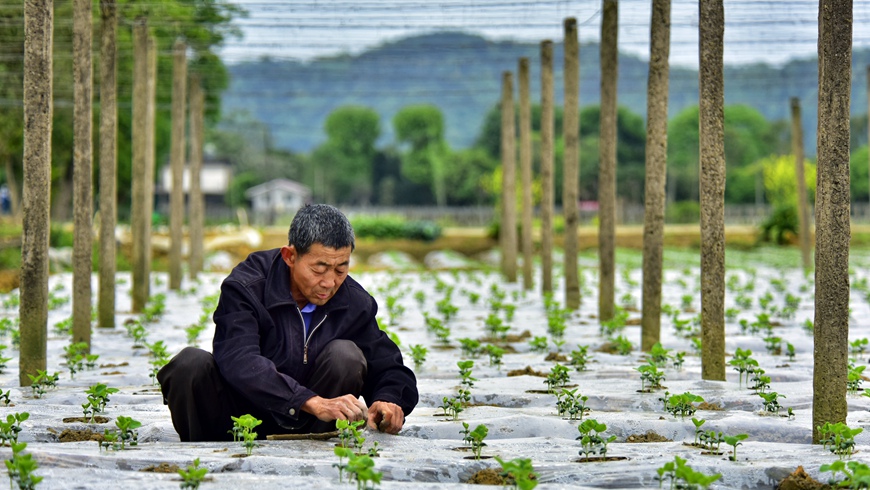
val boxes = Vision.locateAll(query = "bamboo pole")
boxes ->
[98,0,117,329]
[169,39,187,290]
[641,0,671,352]
[598,0,618,322]
[518,57,533,290]
[188,74,205,279]
[20,0,53,386]
[812,0,852,444]
[72,0,93,350]
[540,40,555,295]
[500,71,517,283]
[791,97,811,272]
[699,0,726,381]
[563,17,580,310]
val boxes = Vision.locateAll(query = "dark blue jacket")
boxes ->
[212,248,418,428]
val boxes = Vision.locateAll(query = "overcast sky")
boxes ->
[217,0,870,68]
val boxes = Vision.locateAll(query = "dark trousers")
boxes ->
[157,339,367,442]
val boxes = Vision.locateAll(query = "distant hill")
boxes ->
[223,31,870,154]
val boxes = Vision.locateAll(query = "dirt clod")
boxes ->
[544,352,568,362]
[625,431,672,443]
[697,402,723,411]
[466,468,505,485]
[62,416,110,424]
[58,429,104,442]
[507,366,547,377]
[776,466,831,490]
[140,463,180,473]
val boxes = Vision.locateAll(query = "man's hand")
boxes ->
[366,400,404,434]
[301,395,368,423]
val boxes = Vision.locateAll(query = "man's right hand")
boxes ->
[301,394,368,423]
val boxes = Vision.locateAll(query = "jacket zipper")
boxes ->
[302,313,328,364]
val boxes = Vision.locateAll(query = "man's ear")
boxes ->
[280,245,297,268]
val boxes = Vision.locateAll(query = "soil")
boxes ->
[62,416,110,424]
[98,362,129,368]
[697,401,724,411]
[480,330,531,344]
[776,466,832,490]
[465,468,506,485]
[625,431,672,443]
[140,463,180,473]
[575,456,629,463]
[57,429,104,443]
[506,366,548,377]
[462,455,493,460]
[544,352,569,362]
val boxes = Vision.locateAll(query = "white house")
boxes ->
[155,160,234,220]
[244,178,312,225]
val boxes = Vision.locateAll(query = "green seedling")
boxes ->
[665,392,704,418]
[468,424,488,460]
[0,390,10,407]
[749,368,771,394]
[495,456,538,490]
[63,342,89,380]
[576,418,617,461]
[529,336,548,353]
[636,360,666,391]
[848,364,866,394]
[758,391,785,415]
[142,293,167,322]
[82,383,119,423]
[0,412,28,447]
[820,460,870,489]
[26,370,52,399]
[52,316,73,336]
[178,458,209,489]
[656,455,721,490]
[114,415,141,449]
[850,338,869,361]
[648,342,671,367]
[570,345,590,371]
[555,388,590,421]
[611,335,633,356]
[818,422,863,460]
[409,344,427,369]
[230,414,262,456]
[723,434,749,461]
[803,319,815,335]
[5,442,42,490]
[412,290,425,309]
[484,313,510,339]
[672,351,686,370]
[544,364,570,393]
[600,308,629,338]
[334,446,353,483]
[0,345,11,374]
[485,344,504,370]
[458,338,482,358]
[691,417,706,447]
[344,452,382,489]
[786,343,796,361]
[147,340,171,385]
[699,430,724,452]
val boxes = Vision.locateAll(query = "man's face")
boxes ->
[281,243,352,307]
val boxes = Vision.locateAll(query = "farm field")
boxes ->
[0,246,869,489]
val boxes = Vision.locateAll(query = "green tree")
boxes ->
[667,104,777,204]
[394,105,449,206]
[311,106,380,204]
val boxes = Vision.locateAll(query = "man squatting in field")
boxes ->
[158,204,419,441]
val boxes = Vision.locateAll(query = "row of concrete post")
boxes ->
[498,0,851,444]
[20,3,205,387]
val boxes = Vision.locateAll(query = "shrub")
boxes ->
[759,205,798,245]
[351,215,441,241]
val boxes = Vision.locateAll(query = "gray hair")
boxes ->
[287,204,355,255]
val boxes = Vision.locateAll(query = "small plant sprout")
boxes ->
[231,414,262,456]
[758,391,786,415]
[569,345,591,371]
[818,422,864,459]
[0,345,10,374]
[5,442,42,490]
[729,348,759,388]
[82,383,119,423]
[0,413,28,446]
[485,344,504,370]
[665,392,705,418]
[691,417,706,446]
[333,446,353,483]
[655,456,721,490]
[850,338,869,361]
[495,457,538,490]
[142,293,167,322]
[555,389,591,420]
[847,363,866,394]
[336,419,366,449]
[185,314,209,346]
[786,343,796,361]
[576,418,617,461]
[763,336,783,355]
[484,313,510,339]
[611,335,633,356]
[178,458,209,490]
[457,360,476,404]
[408,344,427,369]
[545,364,570,393]
[723,433,748,461]
[63,341,89,379]
[147,340,170,385]
[803,319,815,335]
[821,460,870,489]
[672,351,686,370]
[468,424,488,460]
[0,390,11,407]
[648,342,671,367]
[529,336,548,353]
[458,338,482,358]
[636,360,667,391]
[114,416,142,449]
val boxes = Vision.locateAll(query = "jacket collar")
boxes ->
[262,248,351,312]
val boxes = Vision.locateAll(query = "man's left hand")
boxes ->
[366,401,404,434]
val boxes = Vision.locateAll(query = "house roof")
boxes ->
[244,178,311,198]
